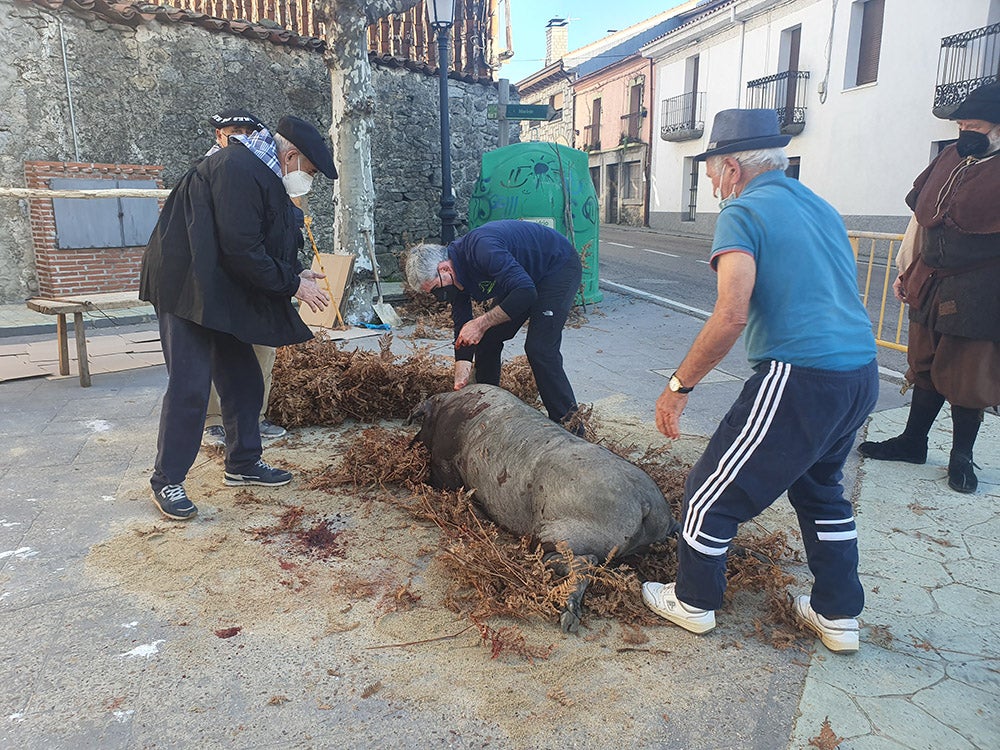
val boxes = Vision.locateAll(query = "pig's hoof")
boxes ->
[560,607,581,634]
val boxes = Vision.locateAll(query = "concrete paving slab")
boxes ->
[790,407,1000,749]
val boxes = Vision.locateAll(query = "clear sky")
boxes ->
[496,0,694,84]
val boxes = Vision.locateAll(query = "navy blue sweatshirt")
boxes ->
[446,220,576,361]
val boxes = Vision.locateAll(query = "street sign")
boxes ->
[487,103,555,121]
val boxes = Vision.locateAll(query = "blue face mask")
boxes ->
[719,189,737,210]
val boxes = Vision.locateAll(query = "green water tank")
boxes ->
[467,142,602,304]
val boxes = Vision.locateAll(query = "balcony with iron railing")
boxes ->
[582,124,601,152]
[746,70,810,135]
[660,92,705,142]
[934,22,1000,117]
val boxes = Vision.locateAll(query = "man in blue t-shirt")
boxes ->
[404,220,583,429]
[641,109,878,655]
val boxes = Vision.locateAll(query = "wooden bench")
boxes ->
[25,292,149,387]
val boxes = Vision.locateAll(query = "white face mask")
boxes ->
[282,156,314,198]
[713,165,737,209]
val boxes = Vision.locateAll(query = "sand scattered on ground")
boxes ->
[86,402,807,747]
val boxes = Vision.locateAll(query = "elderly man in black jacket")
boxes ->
[140,116,336,520]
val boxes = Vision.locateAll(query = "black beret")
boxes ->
[209,108,263,130]
[949,81,1000,125]
[276,116,338,179]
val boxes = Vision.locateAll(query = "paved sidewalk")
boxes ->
[0,288,996,749]
[0,300,156,338]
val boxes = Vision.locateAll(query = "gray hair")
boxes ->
[989,124,1000,152]
[708,147,789,175]
[273,132,294,156]
[405,242,448,289]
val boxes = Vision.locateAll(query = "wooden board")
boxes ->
[54,291,142,308]
[26,292,143,315]
[298,253,354,330]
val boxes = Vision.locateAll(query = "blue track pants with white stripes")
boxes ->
[675,359,878,618]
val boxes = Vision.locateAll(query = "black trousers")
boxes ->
[150,312,264,491]
[473,254,582,423]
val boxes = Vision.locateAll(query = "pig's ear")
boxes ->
[405,399,430,427]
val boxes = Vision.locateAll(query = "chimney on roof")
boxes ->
[545,18,569,65]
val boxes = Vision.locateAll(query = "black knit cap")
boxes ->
[276,116,338,179]
[209,108,263,130]
[949,80,1000,124]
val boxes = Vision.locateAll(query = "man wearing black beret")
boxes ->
[140,115,337,521]
[209,108,263,151]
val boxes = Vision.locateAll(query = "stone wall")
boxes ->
[0,0,509,302]
[369,65,513,277]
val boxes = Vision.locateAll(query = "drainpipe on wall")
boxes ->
[56,16,82,162]
[733,4,747,105]
[643,58,651,227]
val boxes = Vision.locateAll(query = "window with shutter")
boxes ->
[51,178,160,249]
[628,84,643,140]
[855,0,884,85]
[590,98,602,150]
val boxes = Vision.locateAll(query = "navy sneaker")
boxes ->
[151,484,198,520]
[224,459,292,487]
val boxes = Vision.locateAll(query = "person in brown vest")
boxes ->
[859,81,1000,493]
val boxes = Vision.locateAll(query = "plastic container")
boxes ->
[467,142,602,304]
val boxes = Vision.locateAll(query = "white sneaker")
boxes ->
[793,595,859,654]
[641,582,716,634]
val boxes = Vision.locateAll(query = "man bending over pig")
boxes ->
[405,220,582,431]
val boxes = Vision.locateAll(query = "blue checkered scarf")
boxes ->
[205,127,282,179]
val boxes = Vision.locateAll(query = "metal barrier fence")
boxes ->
[848,230,907,352]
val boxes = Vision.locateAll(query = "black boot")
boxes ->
[948,453,978,493]
[948,406,983,493]
[857,387,945,464]
[857,434,928,463]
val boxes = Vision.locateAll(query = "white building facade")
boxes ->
[645,0,1000,237]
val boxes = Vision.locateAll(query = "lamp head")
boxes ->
[428,0,455,28]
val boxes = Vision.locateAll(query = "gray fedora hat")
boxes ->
[695,108,792,161]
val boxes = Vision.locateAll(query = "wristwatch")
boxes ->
[668,372,694,394]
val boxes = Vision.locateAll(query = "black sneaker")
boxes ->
[224,459,292,487]
[151,484,198,520]
[857,435,927,464]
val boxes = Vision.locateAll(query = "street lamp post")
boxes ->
[429,0,458,243]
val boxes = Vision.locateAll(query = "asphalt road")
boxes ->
[596,224,911,378]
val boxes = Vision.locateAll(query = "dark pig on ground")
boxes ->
[409,384,680,632]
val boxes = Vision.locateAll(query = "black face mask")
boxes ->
[432,284,459,304]
[956,129,991,157]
